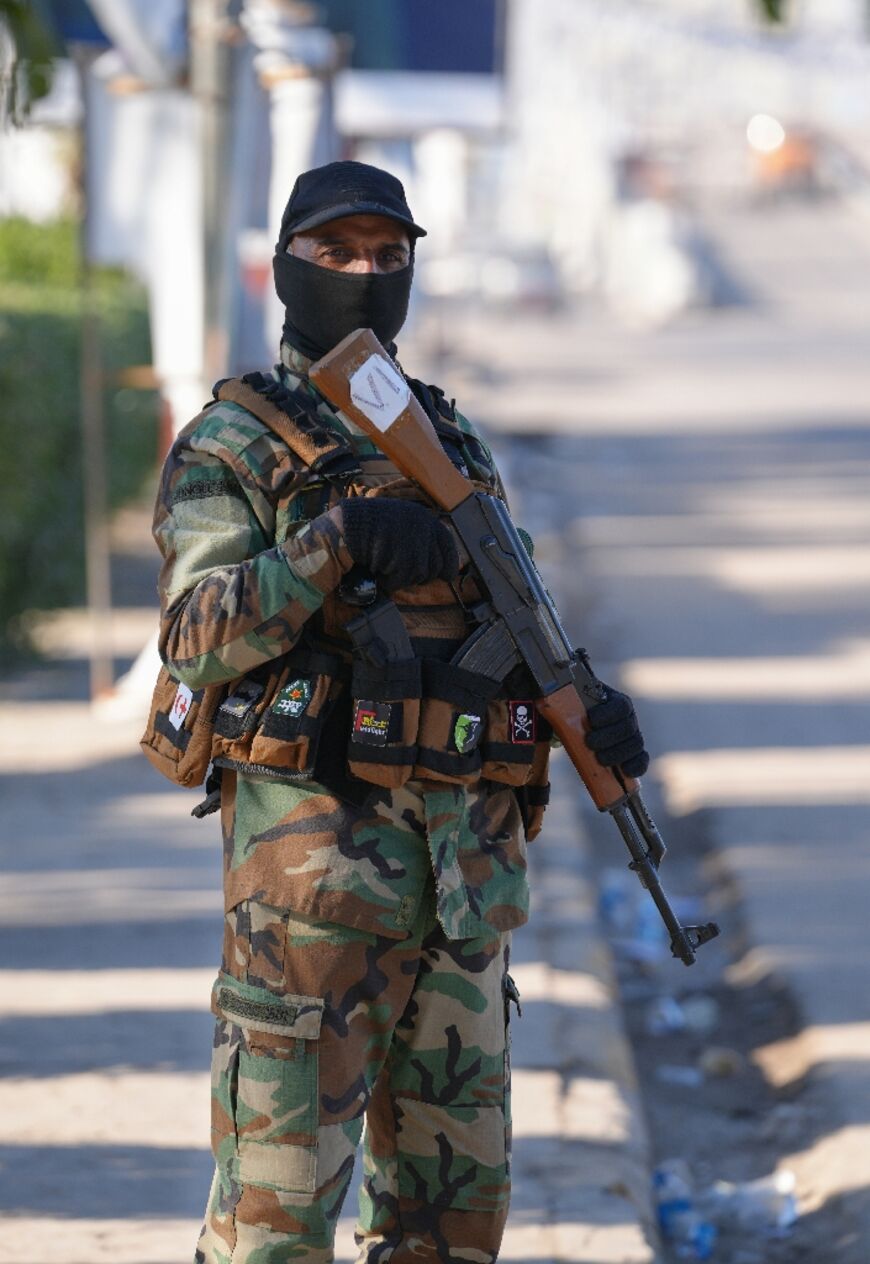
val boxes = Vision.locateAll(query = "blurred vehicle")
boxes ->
[419,244,563,311]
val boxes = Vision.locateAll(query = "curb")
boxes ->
[504,751,663,1263]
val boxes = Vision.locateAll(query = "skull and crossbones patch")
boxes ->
[509,700,536,744]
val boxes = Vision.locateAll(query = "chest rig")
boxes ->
[149,366,551,833]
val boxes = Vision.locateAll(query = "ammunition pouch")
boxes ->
[413,661,501,785]
[346,659,422,788]
[512,746,551,841]
[211,649,345,781]
[140,665,227,788]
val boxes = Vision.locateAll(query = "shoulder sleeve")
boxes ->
[153,405,352,687]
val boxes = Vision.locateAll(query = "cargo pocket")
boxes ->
[248,651,342,776]
[347,659,421,789]
[211,973,324,1195]
[414,661,500,785]
[140,665,226,788]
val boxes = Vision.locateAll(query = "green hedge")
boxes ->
[0,218,159,653]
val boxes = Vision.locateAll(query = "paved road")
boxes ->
[450,195,870,1253]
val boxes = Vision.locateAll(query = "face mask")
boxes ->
[273,251,414,360]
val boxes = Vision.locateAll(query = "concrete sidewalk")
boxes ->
[0,678,660,1262]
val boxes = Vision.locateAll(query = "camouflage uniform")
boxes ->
[154,344,530,1262]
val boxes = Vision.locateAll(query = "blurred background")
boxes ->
[1,1,869,1260]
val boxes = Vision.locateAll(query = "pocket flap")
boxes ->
[212,974,323,1040]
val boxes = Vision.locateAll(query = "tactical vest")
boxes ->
[142,368,551,835]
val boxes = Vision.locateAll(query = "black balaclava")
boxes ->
[272,160,427,360]
[273,251,414,360]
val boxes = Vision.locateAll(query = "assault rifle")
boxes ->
[310,329,719,966]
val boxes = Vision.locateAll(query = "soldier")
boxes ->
[152,160,648,1263]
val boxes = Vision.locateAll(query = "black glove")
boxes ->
[340,497,459,593]
[585,686,649,778]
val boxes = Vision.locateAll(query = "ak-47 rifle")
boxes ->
[310,329,719,966]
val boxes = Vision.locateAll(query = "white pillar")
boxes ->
[241,3,339,352]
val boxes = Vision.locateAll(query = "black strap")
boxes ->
[191,766,223,818]
[239,372,335,445]
[406,375,501,487]
[406,376,458,426]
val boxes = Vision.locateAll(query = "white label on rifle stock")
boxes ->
[349,354,409,430]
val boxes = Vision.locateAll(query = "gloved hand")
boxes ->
[585,686,649,778]
[340,497,459,593]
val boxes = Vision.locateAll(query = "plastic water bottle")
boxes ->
[703,1169,798,1235]
[653,1160,717,1260]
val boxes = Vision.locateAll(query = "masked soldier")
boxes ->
[152,161,648,1264]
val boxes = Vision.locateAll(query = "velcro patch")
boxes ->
[453,712,483,755]
[272,678,312,718]
[214,979,323,1040]
[219,681,263,720]
[352,700,392,746]
[168,682,193,731]
[509,700,536,744]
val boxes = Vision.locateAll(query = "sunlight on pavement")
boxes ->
[755,1024,870,1091]
[591,544,870,593]
[512,1070,632,1146]
[0,702,143,772]
[510,961,611,1010]
[0,968,214,1017]
[776,1126,870,1217]
[580,497,870,547]
[0,868,222,925]
[655,747,870,813]
[0,1071,209,1147]
[623,639,870,699]
[503,1222,654,1262]
[0,1219,201,1264]
[100,791,211,825]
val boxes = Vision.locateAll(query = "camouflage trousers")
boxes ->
[195,894,515,1263]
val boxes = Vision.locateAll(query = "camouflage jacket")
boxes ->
[153,343,531,940]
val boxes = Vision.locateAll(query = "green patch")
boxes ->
[217,985,298,1031]
[273,678,313,718]
[453,712,483,755]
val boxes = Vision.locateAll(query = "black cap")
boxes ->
[276,160,427,252]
